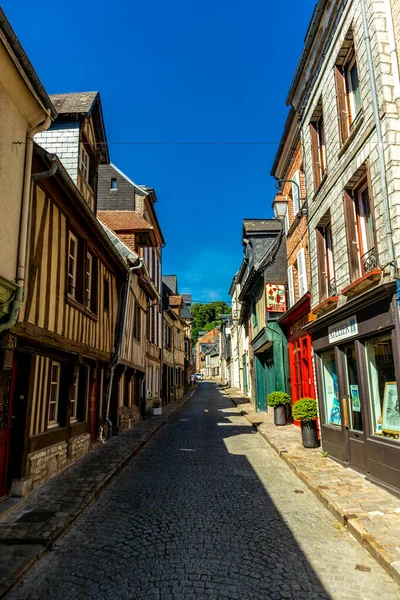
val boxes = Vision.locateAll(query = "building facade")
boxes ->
[285,0,400,491]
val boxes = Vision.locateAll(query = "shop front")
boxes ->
[307,283,400,492]
[279,295,315,424]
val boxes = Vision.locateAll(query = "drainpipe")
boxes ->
[104,258,143,438]
[360,0,395,277]
[0,124,53,336]
[384,0,400,116]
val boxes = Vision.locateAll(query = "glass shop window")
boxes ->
[321,349,341,426]
[366,335,399,440]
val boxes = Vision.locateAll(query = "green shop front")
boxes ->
[251,322,289,412]
[307,283,400,492]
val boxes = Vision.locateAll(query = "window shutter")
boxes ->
[292,170,301,215]
[297,249,307,297]
[334,65,349,144]
[343,190,360,281]
[287,266,295,308]
[316,228,328,301]
[284,207,290,235]
[310,122,321,189]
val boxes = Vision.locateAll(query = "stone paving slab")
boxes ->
[221,386,400,587]
[0,390,195,599]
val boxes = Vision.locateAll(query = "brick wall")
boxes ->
[35,122,79,183]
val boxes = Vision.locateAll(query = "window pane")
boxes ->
[350,63,361,115]
[321,349,341,425]
[366,335,399,440]
[344,344,363,432]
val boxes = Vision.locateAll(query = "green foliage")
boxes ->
[292,398,318,422]
[267,391,291,407]
[191,301,231,343]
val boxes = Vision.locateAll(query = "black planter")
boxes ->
[274,405,287,426]
[301,420,319,448]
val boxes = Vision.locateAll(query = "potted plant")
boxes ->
[267,391,291,426]
[150,397,162,416]
[292,398,319,448]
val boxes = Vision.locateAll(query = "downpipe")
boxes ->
[360,0,395,277]
[103,259,144,440]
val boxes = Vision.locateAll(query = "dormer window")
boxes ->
[111,178,117,191]
[79,144,90,182]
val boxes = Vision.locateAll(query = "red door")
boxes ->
[0,365,16,498]
[289,334,316,425]
[89,377,98,442]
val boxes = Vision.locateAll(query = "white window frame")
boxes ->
[68,232,78,298]
[147,365,153,395]
[284,206,290,235]
[79,144,90,182]
[155,367,160,396]
[345,54,361,124]
[48,361,61,427]
[287,266,295,308]
[70,369,79,423]
[292,170,301,216]
[110,178,117,191]
[297,248,307,297]
[86,252,93,310]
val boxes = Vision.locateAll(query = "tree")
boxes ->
[191,301,231,344]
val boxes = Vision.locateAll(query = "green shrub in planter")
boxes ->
[292,397,317,422]
[267,391,291,407]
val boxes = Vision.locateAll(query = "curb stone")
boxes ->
[225,388,400,588]
[0,388,196,599]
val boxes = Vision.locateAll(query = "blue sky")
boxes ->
[3,0,316,302]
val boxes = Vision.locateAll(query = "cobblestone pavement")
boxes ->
[9,383,400,600]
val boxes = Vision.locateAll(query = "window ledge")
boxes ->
[338,114,364,158]
[341,269,382,298]
[311,296,339,317]
[67,295,99,322]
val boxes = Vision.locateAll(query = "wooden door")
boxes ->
[0,363,15,498]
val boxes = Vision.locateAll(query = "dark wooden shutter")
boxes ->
[91,256,98,314]
[343,190,360,281]
[334,65,349,144]
[316,228,328,301]
[310,123,321,190]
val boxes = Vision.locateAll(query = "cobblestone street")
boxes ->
[9,383,400,600]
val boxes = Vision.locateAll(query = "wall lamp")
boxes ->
[273,178,307,219]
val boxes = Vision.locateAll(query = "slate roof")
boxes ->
[181,304,193,320]
[243,219,281,233]
[163,275,178,295]
[50,91,98,114]
[97,211,154,232]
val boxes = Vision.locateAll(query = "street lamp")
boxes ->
[274,178,307,217]
[272,193,288,220]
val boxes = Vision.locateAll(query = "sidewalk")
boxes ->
[0,389,195,599]
[221,386,400,586]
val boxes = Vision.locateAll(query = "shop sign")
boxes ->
[328,315,358,343]
[266,284,286,313]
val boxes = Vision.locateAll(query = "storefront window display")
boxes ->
[344,344,363,432]
[366,335,399,440]
[321,350,341,425]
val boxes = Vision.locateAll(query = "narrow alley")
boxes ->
[9,384,399,600]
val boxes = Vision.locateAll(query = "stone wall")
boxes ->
[118,405,141,432]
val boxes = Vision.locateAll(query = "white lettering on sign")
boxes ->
[328,315,358,343]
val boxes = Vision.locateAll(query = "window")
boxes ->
[184,340,189,355]
[176,329,181,349]
[316,218,335,301]
[297,248,307,297]
[366,335,398,439]
[292,170,301,216]
[287,266,295,308]
[321,349,341,426]
[165,324,172,350]
[310,102,326,189]
[344,344,363,432]
[110,178,117,191]
[133,303,141,340]
[284,207,290,235]
[86,253,93,310]
[68,232,78,298]
[48,361,61,427]
[155,368,160,396]
[104,278,110,312]
[79,144,90,182]
[344,177,376,282]
[70,368,79,422]
[147,365,153,396]
[335,35,362,144]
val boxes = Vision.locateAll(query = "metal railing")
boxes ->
[361,248,377,274]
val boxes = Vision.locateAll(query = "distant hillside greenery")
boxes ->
[191,301,231,344]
